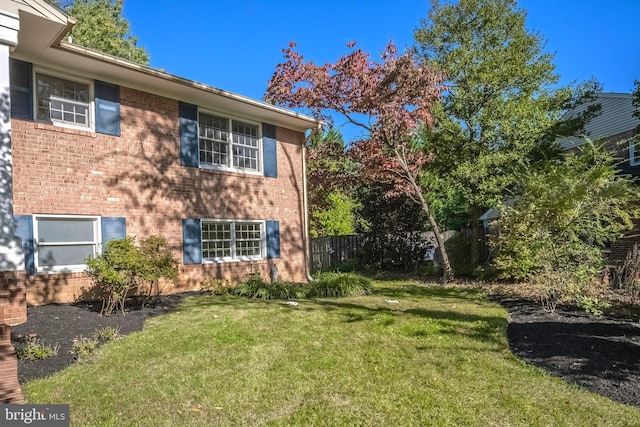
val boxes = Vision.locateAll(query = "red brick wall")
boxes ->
[609,219,640,266]
[12,86,308,305]
[0,270,27,403]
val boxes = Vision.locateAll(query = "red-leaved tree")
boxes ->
[266,41,453,279]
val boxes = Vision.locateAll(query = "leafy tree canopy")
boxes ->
[266,41,454,279]
[307,129,360,238]
[414,0,600,264]
[57,0,149,65]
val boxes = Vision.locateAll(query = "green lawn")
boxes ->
[25,281,640,426]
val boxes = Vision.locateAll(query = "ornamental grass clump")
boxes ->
[233,272,307,300]
[15,337,58,360]
[307,272,373,297]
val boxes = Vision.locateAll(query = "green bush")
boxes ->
[308,272,372,298]
[85,236,178,316]
[576,296,611,316]
[493,141,639,282]
[232,272,372,300]
[16,337,58,360]
[233,272,307,300]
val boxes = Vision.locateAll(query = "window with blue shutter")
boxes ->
[263,123,278,178]
[183,218,202,264]
[266,220,281,259]
[180,102,199,167]
[95,80,120,136]
[9,59,33,120]
[13,215,35,274]
[101,217,126,243]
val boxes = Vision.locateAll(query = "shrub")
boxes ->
[15,337,58,360]
[493,141,639,283]
[308,272,372,298]
[70,336,99,360]
[532,267,582,313]
[85,236,178,316]
[233,272,307,300]
[201,278,234,295]
[576,296,610,316]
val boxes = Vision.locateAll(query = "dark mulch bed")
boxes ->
[496,296,640,408]
[10,290,640,407]
[10,292,198,383]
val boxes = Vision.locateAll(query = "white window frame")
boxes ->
[201,219,266,263]
[33,214,101,273]
[198,109,262,174]
[34,68,95,132]
[630,138,640,166]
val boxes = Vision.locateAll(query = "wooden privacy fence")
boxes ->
[310,234,363,273]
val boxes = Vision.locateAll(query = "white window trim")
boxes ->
[33,67,95,132]
[201,219,266,263]
[630,138,640,166]
[198,109,263,175]
[33,214,101,274]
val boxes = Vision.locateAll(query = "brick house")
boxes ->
[3,0,323,309]
[0,0,322,402]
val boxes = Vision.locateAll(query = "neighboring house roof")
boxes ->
[479,199,515,222]
[558,92,640,150]
[9,0,323,133]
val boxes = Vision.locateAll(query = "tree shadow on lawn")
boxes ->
[307,299,507,349]
[373,283,485,301]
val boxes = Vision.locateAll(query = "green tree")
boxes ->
[493,140,639,282]
[307,129,359,238]
[57,0,149,65]
[415,0,599,266]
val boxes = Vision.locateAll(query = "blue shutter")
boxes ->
[95,80,120,136]
[182,219,202,264]
[9,59,33,120]
[263,123,277,178]
[266,220,280,259]
[180,102,199,167]
[13,215,34,274]
[101,217,126,244]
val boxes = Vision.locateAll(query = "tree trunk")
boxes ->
[414,186,453,281]
[394,149,453,281]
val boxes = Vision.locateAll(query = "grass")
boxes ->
[24,280,640,426]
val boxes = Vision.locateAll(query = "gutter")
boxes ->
[55,41,320,131]
[302,124,323,282]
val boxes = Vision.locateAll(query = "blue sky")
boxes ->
[123,0,639,141]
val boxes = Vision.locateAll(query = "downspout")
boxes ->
[302,124,323,282]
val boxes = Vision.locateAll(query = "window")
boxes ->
[36,73,91,129]
[201,220,264,261]
[199,112,260,172]
[34,215,100,272]
[630,139,640,166]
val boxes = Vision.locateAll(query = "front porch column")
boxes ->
[0,8,27,404]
